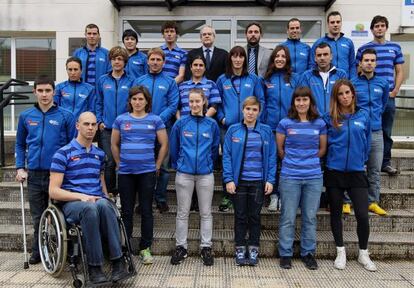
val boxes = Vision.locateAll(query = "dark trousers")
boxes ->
[231,180,264,247]
[327,187,370,249]
[98,129,117,195]
[382,98,396,168]
[27,170,50,255]
[118,172,156,250]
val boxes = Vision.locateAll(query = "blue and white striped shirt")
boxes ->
[178,77,221,116]
[112,113,165,174]
[161,44,188,79]
[356,41,404,90]
[50,139,105,197]
[241,127,263,181]
[86,49,97,85]
[277,118,326,179]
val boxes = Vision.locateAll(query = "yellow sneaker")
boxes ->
[368,203,387,216]
[342,203,351,215]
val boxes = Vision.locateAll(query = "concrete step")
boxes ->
[2,201,413,233]
[1,181,414,210]
[1,224,412,260]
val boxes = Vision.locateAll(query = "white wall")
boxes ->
[0,0,117,82]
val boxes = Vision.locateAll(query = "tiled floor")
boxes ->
[0,252,413,287]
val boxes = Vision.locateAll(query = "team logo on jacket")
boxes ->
[71,156,81,161]
[300,52,307,56]
[121,86,129,89]
[174,55,181,59]
[62,92,71,97]
[202,132,210,138]
[354,121,365,128]
[287,129,297,135]
[27,120,39,126]
[78,93,87,98]
[232,137,241,143]
[132,61,141,65]
[224,85,232,90]
[94,155,100,160]
[99,58,105,62]
[104,85,112,89]
[266,83,274,89]
[147,124,155,129]
[183,131,194,137]
[158,85,166,90]
[285,83,291,87]
[374,88,382,93]
[330,80,336,85]
[124,123,132,130]
[49,120,59,126]
[244,83,251,88]
[341,44,349,48]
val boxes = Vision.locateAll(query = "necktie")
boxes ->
[248,48,256,75]
[205,48,211,70]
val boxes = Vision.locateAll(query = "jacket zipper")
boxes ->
[195,117,199,175]
[345,118,350,171]
[39,112,46,168]
[237,125,249,182]
[115,78,119,117]
[278,75,282,123]
[368,80,372,120]
[293,41,297,72]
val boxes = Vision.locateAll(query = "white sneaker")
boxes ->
[268,196,279,211]
[358,249,377,271]
[334,246,346,270]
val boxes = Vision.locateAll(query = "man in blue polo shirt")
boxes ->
[15,75,75,265]
[160,21,188,84]
[49,112,128,284]
[311,11,356,79]
[73,23,111,86]
[356,15,404,176]
[281,18,311,74]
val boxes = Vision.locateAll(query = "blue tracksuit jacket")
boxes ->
[125,50,148,80]
[15,104,75,170]
[223,122,276,186]
[280,39,311,74]
[324,109,371,172]
[73,46,111,84]
[170,115,220,175]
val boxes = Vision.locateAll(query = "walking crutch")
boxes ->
[19,182,29,269]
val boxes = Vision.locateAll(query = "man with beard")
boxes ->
[244,22,272,77]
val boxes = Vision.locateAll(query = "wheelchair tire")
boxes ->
[39,204,68,277]
[72,274,85,288]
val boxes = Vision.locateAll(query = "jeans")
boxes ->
[344,130,383,205]
[62,198,122,266]
[27,170,50,256]
[154,128,170,204]
[98,129,117,195]
[118,172,156,250]
[382,98,395,168]
[278,177,323,257]
[232,180,264,247]
[175,172,214,249]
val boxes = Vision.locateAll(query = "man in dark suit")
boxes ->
[184,25,228,82]
[244,21,272,77]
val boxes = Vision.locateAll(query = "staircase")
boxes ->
[0,149,413,260]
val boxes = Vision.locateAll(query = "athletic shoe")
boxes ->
[200,247,214,266]
[139,247,153,265]
[29,253,41,265]
[111,258,128,282]
[279,256,292,269]
[219,196,233,212]
[268,196,279,211]
[248,246,259,266]
[170,246,188,265]
[334,246,346,270]
[358,249,377,271]
[301,253,318,270]
[89,265,107,284]
[368,203,387,216]
[381,165,398,176]
[235,246,247,266]
[342,203,351,215]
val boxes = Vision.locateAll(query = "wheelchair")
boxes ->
[38,201,136,287]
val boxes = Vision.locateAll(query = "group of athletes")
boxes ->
[14,10,404,284]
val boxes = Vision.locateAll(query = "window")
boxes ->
[0,38,11,82]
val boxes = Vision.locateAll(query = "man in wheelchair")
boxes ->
[48,112,130,284]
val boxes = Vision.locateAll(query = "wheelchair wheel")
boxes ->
[39,204,68,277]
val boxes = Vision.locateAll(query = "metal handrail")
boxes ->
[0,79,30,167]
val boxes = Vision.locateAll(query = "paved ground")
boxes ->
[0,252,413,287]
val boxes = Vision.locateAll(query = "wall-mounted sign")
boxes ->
[402,0,414,26]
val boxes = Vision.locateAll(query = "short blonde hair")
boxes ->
[242,96,261,111]
[147,47,165,61]
[109,46,128,62]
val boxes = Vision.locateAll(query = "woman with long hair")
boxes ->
[263,45,300,211]
[111,85,168,265]
[216,45,265,212]
[324,79,376,271]
[169,88,220,266]
[277,86,327,270]
[223,96,276,266]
